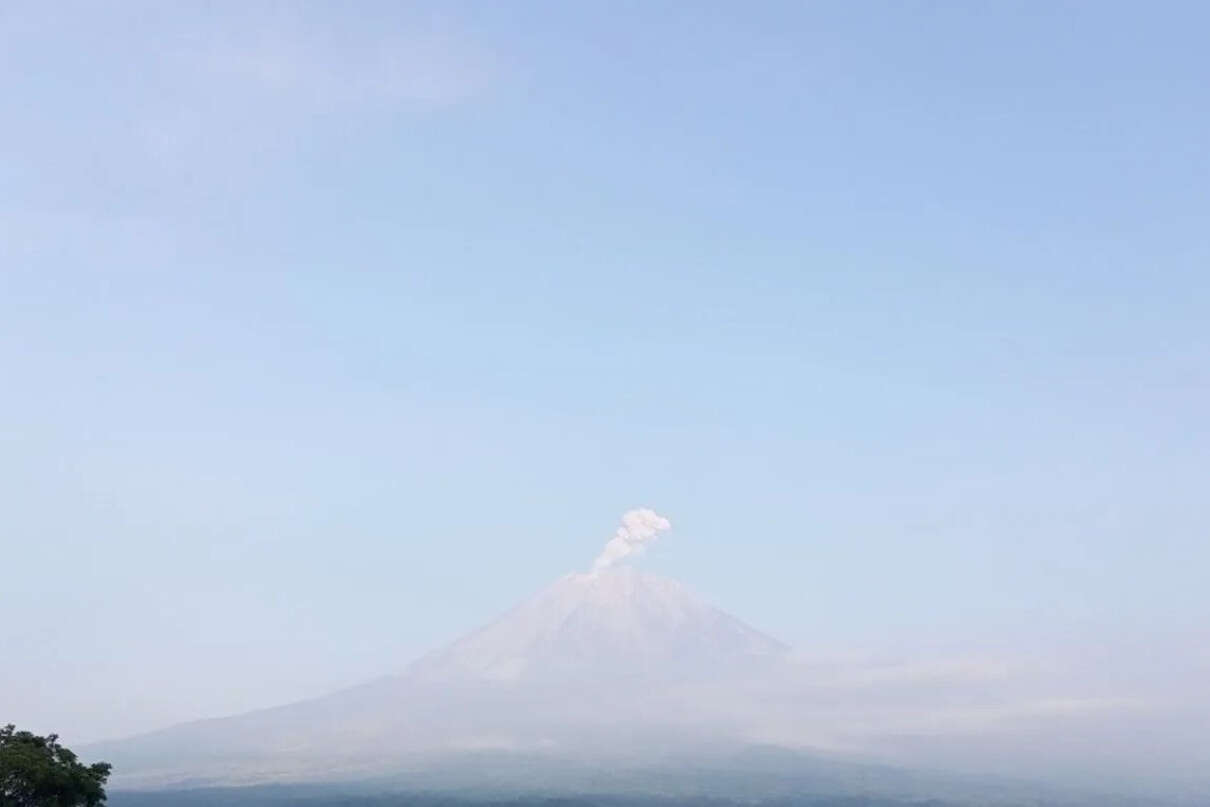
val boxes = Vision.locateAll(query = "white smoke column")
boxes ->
[591,508,672,573]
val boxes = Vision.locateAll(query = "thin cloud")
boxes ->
[193,24,493,108]
[3,4,497,190]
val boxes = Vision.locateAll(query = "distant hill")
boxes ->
[107,786,963,807]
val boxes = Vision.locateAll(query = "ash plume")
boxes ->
[591,508,672,572]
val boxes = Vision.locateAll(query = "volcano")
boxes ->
[88,567,1133,805]
[94,567,794,788]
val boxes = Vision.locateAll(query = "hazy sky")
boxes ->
[2,1,1208,748]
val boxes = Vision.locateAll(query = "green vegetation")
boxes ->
[1,724,111,806]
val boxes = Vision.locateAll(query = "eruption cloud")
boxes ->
[591,508,672,573]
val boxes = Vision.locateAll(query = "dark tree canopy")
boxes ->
[0,725,111,807]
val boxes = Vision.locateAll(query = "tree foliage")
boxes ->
[0,724,111,807]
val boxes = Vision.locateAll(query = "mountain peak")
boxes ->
[410,566,786,683]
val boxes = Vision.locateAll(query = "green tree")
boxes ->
[0,725,111,807]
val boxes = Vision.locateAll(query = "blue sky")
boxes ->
[2,1,1208,743]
